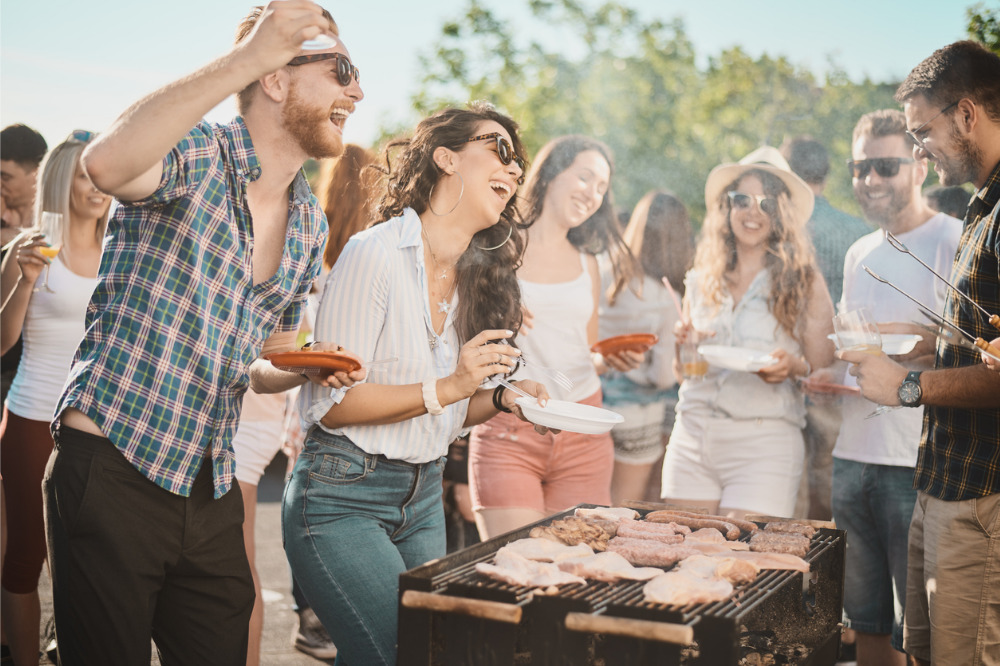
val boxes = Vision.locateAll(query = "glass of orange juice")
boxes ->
[34,212,63,293]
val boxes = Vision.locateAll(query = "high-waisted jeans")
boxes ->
[282,428,445,666]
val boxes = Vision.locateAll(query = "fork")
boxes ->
[498,340,574,392]
[496,377,538,402]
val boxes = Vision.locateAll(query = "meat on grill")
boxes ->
[606,537,701,568]
[749,531,811,557]
[556,551,663,582]
[675,555,759,585]
[764,521,817,538]
[644,511,741,540]
[529,517,610,551]
[475,548,587,588]
[500,538,595,562]
[643,570,734,606]
[616,521,686,544]
[706,550,810,572]
[574,506,640,522]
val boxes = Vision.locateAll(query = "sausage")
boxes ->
[616,522,686,545]
[647,509,759,536]
[607,537,701,568]
[644,511,741,541]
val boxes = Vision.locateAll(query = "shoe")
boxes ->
[293,608,338,660]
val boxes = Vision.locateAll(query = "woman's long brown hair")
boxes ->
[315,144,379,270]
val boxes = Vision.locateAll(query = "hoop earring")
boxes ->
[476,220,513,251]
[428,172,464,216]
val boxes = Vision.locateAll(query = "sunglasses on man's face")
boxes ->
[287,52,360,87]
[727,191,778,217]
[466,132,526,184]
[846,157,915,179]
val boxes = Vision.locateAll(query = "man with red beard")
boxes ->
[43,2,363,663]
[839,41,1000,666]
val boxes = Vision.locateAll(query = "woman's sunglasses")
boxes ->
[466,132,526,184]
[727,191,778,217]
[846,157,914,179]
[287,52,360,87]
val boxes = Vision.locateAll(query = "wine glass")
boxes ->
[34,212,63,293]
[832,308,896,418]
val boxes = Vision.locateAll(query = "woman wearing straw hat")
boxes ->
[660,146,836,519]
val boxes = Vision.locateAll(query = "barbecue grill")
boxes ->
[398,504,845,665]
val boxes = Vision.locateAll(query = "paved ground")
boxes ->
[37,453,334,665]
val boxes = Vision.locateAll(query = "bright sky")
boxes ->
[0,0,972,150]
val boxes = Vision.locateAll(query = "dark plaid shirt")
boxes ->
[56,118,326,498]
[916,160,1000,501]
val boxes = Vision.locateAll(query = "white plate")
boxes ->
[514,397,624,435]
[697,345,776,372]
[826,333,922,355]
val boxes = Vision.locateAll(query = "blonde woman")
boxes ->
[0,131,110,665]
[660,147,835,519]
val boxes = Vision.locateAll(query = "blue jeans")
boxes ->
[831,457,917,651]
[282,428,446,666]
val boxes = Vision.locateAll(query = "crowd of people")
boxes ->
[0,2,998,665]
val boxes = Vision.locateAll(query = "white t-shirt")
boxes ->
[7,258,99,422]
[834,212,963,466]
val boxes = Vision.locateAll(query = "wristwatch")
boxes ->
[898,371,923,407]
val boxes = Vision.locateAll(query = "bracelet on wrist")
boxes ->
[492,383,512,413]
[422,378,444,415]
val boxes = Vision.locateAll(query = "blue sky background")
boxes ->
[0,0,975,149]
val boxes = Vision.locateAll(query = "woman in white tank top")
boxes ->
[469,135,642,539]
[0,131,109,664]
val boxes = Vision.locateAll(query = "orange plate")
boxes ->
[265,350,362,375]
[591,333,659,356]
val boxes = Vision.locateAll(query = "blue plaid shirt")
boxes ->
[916,160,1000,501]
[57,118,326,498]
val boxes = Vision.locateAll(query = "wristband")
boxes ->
[422,378,444,415]
[492,384,512,413]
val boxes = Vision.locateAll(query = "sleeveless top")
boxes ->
[7,257,100,422]
[515,254,601,403]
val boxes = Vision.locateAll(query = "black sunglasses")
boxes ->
[846,157,915,179]
[727,191,778,217]
[466,132,526,184]
[287,52,360,87]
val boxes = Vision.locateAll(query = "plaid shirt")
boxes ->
[57,118,326,498]
[916,160,1000,501]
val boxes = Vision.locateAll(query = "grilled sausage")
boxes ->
[749,531,810,557]
[607,537,701,568]
[647,509,759,535]
[644,511,741,541]
[763,521,816,538]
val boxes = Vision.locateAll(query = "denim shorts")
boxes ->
[282,428,445,666]
[831,458,917,650]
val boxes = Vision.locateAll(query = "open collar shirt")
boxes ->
[917,160,1000,501]
[56,117,326,498]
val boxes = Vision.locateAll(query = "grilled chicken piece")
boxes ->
[529,517,610,551]
[475,548,587,588]
[556,551,663,582]
[643,571,734,606]
[675,555,758,585]
[499,538,594,563]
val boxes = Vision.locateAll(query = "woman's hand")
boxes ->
[12,233,50,286]
[438,329,520,404]
[601,349,644,373]
[499,378,559,435]
[756,348,798,384]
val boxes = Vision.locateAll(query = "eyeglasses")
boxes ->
[846,157,915,179]
[905,101,958,149]
[287,52,360,87]
[727,191,778,216]
[466,132,526,184]
[66,129,96,143]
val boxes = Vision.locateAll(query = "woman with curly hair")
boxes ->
[660,147,835,519]
[469,135,640,539]
[282,102,553,666]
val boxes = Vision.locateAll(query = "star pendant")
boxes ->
[438,300,452,314]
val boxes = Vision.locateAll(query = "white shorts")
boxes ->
[232,419,285,487]
[660,412,804,517]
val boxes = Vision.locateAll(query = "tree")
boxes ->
[967,2,1000,54]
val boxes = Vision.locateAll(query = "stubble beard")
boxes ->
[282,83,345,161]
[936,122,982,187]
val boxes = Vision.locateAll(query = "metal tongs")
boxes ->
[863,265,1000,363]
[885,231,1000,330]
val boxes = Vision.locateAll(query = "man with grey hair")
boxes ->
[841,41,1000,666]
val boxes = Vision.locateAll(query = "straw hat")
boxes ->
[703,146,815,226]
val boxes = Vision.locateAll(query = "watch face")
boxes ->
[899,381,921,406]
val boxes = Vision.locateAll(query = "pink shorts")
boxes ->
[469,390,614,514]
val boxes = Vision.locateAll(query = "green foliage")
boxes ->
[967,2,1000,54]
[400,0,910,222]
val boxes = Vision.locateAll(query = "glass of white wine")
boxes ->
[832,307,896,418]
[34,211,62,293]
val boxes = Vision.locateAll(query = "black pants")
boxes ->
[43,425,254,665]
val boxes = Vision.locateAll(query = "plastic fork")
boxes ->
[499,340,575,392]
